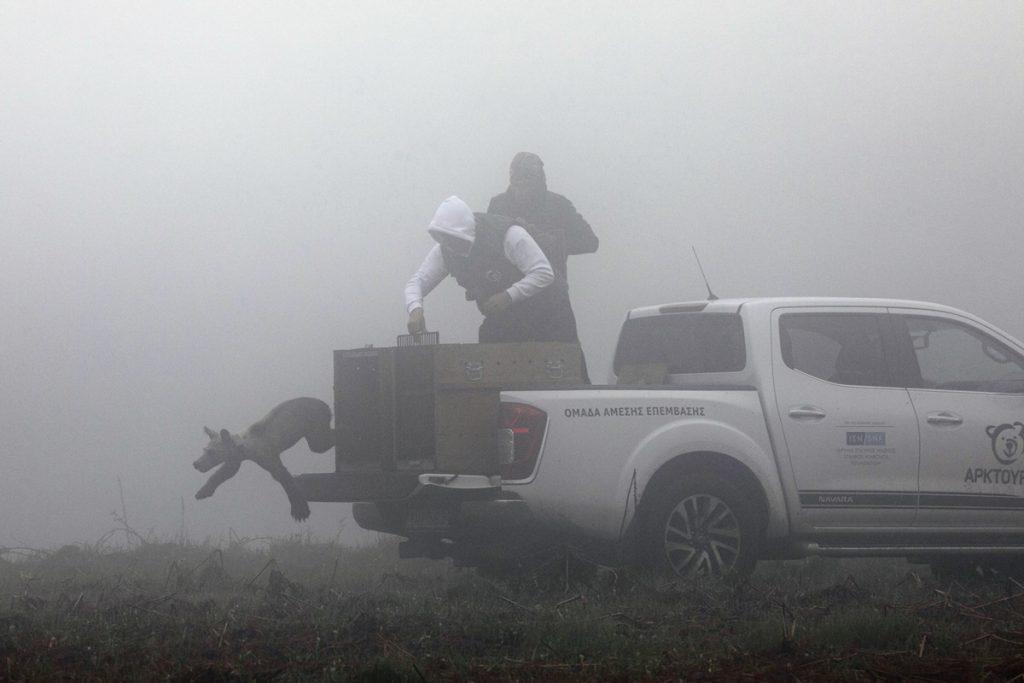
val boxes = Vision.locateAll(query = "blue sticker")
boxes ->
[846,431,886,446]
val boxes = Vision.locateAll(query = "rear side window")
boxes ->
[614,313,745,374]
[779,313,893,387]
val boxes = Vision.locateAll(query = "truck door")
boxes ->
[771,308,919,528]
[889,310,1024,530]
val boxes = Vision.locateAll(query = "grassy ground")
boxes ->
[2,538,1024,680]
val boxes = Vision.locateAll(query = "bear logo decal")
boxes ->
[986,422,1024,465]
[462,360,484,382]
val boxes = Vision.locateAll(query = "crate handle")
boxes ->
[396,331,440,347]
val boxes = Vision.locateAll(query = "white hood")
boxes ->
[427,196,475,245]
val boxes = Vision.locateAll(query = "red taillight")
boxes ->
[499,402,547,480]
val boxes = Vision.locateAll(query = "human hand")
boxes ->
[407,308,426,334]
[478,292,512,316]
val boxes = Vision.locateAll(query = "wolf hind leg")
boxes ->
[257,457,310,521]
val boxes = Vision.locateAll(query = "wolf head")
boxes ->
[194,426,242,472]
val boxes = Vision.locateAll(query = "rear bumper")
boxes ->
[293,471,420,502]
[298,469,530,538]
[352,495,531,538]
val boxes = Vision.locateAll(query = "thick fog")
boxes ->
[1,2,1021,548]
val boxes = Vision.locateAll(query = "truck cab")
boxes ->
[609,297,1024,571]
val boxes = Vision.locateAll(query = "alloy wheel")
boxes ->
[662,493,742,577]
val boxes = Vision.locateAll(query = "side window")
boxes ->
[779,313,891,387]
[898,316,1024,393]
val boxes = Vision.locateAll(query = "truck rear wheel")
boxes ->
[643,473,759,578]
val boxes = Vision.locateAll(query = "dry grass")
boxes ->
[2,539,1024,680]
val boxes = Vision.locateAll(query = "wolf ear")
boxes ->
[204,426,217,439]
[220,429,234,445]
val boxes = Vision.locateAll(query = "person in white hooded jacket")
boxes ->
[405,196,583,347]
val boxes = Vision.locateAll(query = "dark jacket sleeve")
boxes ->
[487,194,506,215]
[550,194,599,255]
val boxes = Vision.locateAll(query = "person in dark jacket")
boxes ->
[487,152,599,285]
[405,196,582,345]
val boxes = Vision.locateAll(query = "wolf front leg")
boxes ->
[257,457,311,521]
[195,459,241,499]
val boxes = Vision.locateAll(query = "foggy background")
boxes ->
[1,2,1021,548]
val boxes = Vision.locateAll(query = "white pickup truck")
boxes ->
[326,298,1024,577]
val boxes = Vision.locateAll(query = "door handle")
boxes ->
[788,406,827,420]
[926,411,963,426]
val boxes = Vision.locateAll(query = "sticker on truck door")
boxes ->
[846,431,886,446]
[838,430,894,466]
[987,422,1024,465]
[960,423,1024,486]
[804,422,1024,510]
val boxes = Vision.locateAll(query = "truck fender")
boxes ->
[614,419,789,540]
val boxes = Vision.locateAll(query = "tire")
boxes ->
[642,472,761,578]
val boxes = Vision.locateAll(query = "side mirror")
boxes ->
[982,341,1011,364]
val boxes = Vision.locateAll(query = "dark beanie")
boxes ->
[511,151,543,170]
[509,152,547,191]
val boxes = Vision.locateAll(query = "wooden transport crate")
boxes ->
[334,342,583,475]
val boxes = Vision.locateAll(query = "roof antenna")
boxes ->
[691,246,719,301]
